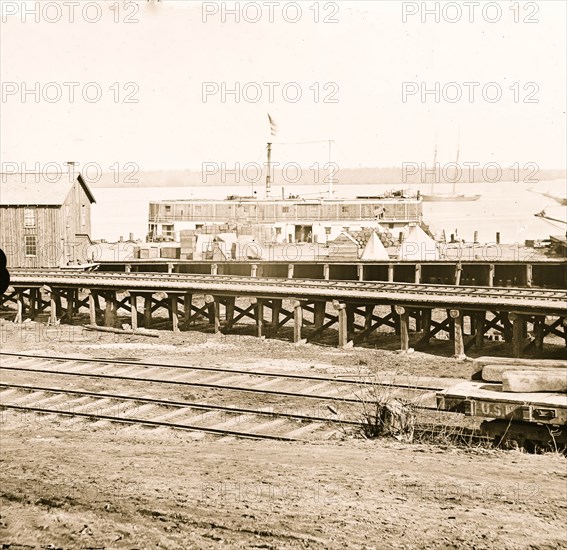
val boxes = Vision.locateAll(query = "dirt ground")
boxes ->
[1,321,566,549]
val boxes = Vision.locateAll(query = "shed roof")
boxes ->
[0,173,96,206]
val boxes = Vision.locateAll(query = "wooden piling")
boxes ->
[454,263,462,286]
[88,292,97,326]
[510,312,526,358]
[288,264,295,279]
[170,295,179,332]
[144,295,152,328]
[29,289,37,320]
[50,293,57,325]
[475,311,485,350]
[526,264,533,288]
[395,305,409,352]
[205,295,215,325]
[314,301,326,331]
[104,292,116,327]
[130,293,138,330]
[15,292,23,324]
[183,293,192,325]
[335,302,348,348]
[533,315,544,356]
[212,298,221,334]
[293,300,303,343]
[391,305,400,335]
[364,305,373,332]
[420,308,431,338]
[488,264,495,287]
[346,304,355,337]
[450,309,466,359]
[255,299,264,338]
[67,290,76,322]
[225,296,236,329]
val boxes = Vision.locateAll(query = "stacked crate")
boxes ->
[180,230,195,260]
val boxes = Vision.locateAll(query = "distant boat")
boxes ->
[422,140,482,203]
[534,209,567,226]
[528,188,567,206]
[544,193,567,206]
[421,193,481,202]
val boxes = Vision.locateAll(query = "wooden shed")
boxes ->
[0,173,96,268]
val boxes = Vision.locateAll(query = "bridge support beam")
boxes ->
[2,278,564,358]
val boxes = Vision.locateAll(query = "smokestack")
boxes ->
[65,161,79,182]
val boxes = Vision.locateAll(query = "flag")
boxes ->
[268,113,277,137]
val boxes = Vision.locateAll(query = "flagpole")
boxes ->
[328,139,333,198]
[266,141,272,198]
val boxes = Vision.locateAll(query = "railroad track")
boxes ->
[0,352,447,441]
[9,270,567,306]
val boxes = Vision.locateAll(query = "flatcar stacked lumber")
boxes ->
[472,356,567,380]
[473,356,567,393]
[501,369,567,393]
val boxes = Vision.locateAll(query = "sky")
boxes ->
[1,0,566,174]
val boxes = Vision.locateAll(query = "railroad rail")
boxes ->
[0,353,448,441]
[6,270,567,312]
[2,271,566,357]
[0,351,444,392]
[95,257,567,291]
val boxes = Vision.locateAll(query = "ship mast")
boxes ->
[452,138,460,195]
[328,139,334,198]
[431,142,438,194]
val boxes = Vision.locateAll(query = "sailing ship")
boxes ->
[421,142,481,202]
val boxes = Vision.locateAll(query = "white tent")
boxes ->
[214,233,238,260]
[400,224,439,261]
[193,234,214,261]
[234,236,264,260]
[360,231,390,261]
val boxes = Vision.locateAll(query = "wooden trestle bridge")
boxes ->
[2,270,566,358]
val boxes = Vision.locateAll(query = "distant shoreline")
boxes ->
[89,168,567,188]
